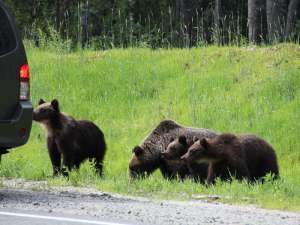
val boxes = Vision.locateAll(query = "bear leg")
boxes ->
[206,163,216,185]
[232,160,250,181]
[94,159,103,176]
[62,154,75,172]
[47,137,62,176]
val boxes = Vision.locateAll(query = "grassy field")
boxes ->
[1,43,300,211]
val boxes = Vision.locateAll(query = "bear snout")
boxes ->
[32,111,44,122]
[32,112,39,121]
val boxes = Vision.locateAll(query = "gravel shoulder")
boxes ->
[0,178,300,225]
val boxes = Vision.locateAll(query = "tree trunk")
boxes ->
[214,0,222,44]
[248,0,267,44]
[56,0,61,33]
[175,0,185,47]
[81,0,89,48]
[29,0,40,46]
[175,0,195,47]
[60,0,74,39]
[266,0,288,42]
[285,0,300,40]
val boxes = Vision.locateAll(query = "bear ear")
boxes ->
[38,99,46,105]
[193,136,199,143]
[200,138,209,149]
[132,146,144,157]
[178,135,187,145]
[51,99,59,111]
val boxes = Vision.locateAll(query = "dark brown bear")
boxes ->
[161,135,209,183]
[181,133,279,184]
[128,120,217,180]
[33,99,106,176]
[160,135,190,180]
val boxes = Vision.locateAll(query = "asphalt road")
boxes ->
[0,210,130,225]
[0,181,300,225]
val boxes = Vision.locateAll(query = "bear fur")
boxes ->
[181,133,279,184]
[128,119,217,179]
[33,99,106,176]
[162,135,209,183]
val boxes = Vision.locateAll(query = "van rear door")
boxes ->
[0,2,27,120]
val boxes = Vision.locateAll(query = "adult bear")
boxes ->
[128,119,217,180]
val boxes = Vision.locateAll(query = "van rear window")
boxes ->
[0,6,17,56]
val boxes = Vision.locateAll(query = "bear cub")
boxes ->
[160,136,190,180]
[181,133,279,184]
[162,135,209,182]
[33,99,106,176]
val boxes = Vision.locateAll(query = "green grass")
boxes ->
[1,43,300,211]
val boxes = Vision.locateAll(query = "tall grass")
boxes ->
[22,3,250,49]
[1,43,300,211]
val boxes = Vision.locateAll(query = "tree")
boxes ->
[266,0,288,42]
[248,0,267,44]
[3,0,300,48]
[285,0,300,40]
[214,0,222,44]
[175,0,189,46]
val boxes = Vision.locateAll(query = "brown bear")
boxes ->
[181,133,279,184]
[33,99,106,176]
[160,136,190,180]
[128,119,217,180]
[161,135,209,183]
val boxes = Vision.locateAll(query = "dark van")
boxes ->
[0,1,33,157]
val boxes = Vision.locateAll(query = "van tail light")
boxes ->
[20,64,30,100]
